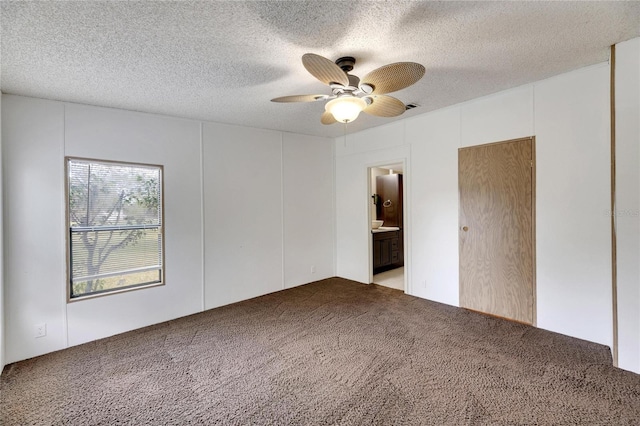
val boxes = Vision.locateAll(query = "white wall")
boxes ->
[405,107,460,306]
[202,125,334,309]
[535,64,612,349]
[203,123,284,308]
[2,95,334,364]
[3,97,67,362]
[282,133,334,289]
[615,37,640,373]
[335,62,618,364]
[459,85,534,147]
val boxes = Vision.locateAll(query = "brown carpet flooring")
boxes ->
[2,277,640,425]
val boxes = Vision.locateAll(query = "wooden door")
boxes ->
[459,137,535,324]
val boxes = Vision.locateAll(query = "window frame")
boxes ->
[65,156,166,302]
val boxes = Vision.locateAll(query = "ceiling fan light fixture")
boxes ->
[360,83,374,94]
[325,96,367,123]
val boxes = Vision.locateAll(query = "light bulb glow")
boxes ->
[325,96,366,123]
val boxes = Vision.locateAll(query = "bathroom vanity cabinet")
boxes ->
[372,229,404,274]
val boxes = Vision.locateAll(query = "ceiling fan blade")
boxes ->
[363,95,406,117]
[302,53,349,87]
[321,111,337,125]
[360,62,425,95]
[271,94,328,103]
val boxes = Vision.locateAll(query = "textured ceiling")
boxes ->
[2,1,639,138]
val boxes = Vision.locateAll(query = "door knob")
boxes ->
[461,226,469,232]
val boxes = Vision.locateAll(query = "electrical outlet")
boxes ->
[311,265,316,274]
[35,323,47,338]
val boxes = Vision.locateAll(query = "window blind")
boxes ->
[67,158,163,298]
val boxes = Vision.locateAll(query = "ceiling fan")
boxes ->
[271,53,426,125]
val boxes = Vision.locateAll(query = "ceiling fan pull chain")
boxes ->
[343,122,347,148]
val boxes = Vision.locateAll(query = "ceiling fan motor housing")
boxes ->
[335,56,356,72]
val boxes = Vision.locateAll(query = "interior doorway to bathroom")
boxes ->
[369,163,405,291]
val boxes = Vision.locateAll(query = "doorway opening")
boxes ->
[369,163,405,291]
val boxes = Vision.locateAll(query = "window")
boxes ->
[66,158,164,300]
